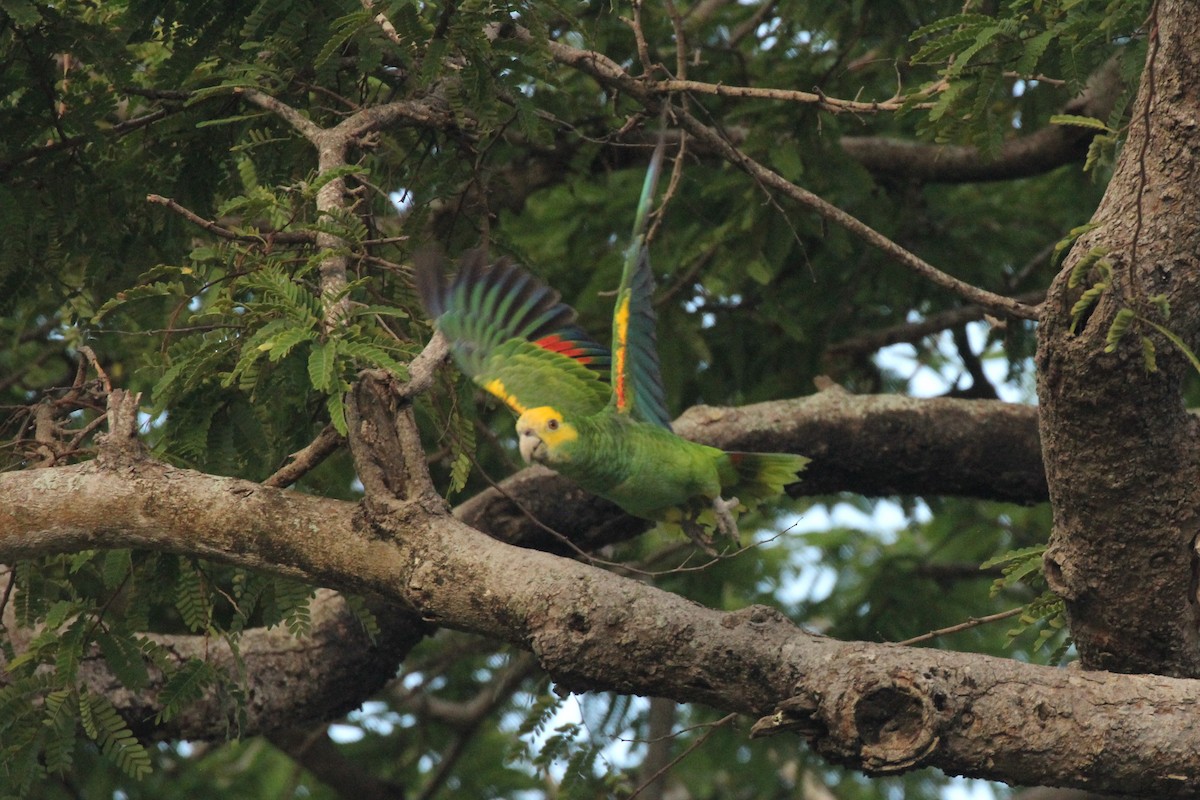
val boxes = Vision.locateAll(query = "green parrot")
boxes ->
[416,146,808,548]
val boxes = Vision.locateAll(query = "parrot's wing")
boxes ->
[417,249,612,418]
[610,141,673,430]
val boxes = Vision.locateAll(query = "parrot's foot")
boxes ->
[678,496,742,554]
[713,495,741,542]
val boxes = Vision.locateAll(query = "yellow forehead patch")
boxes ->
[517,406,578,448]
[484,378,526,414]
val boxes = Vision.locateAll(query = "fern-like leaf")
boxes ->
[79,691,152,779]
[175,560,211,632]
[155,659,220,724]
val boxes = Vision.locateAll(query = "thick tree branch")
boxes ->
[1,589,426,741]
[1,457,1199,794]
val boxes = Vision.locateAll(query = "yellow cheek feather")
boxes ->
[484,378,527,415]
[518,407,579,451]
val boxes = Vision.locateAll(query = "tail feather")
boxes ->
[723,452,809,503]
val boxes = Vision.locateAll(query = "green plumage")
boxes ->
[417,143,808,545]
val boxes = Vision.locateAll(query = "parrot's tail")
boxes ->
[724,452,810,503]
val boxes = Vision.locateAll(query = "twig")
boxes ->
[895,606,1024,647]
[0,566,16,625]
[410,654,537,800]
[263,424,346,489]
[146,194,315,244]
[825,290,1044,358]
[0,108,172,175]
[397,331,450,399]
[76,346,112,394]
[626,713,737,800]
[513,31,1038,319]
[361,0,404,47]
[653,78,935,113]
[669,107,1040,319]
[628,2,655,76]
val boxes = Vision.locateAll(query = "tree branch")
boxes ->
[1,589,427,741]
[840,56,1126,183]
[508,29,1039,320]
[1,456,1199,793]
[146,194,316,244]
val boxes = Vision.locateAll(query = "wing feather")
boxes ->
[417,249,612,418]
[610,142,673,430]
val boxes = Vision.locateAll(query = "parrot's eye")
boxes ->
[547,418,559,431]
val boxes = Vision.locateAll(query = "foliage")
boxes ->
[0,0,1152,798]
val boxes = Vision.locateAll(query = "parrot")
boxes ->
[416,144,808,549]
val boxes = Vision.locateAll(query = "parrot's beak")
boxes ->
[518,427,543,464]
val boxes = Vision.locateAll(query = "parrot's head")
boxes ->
[516,406,578,465]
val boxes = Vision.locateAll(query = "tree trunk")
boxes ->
[1037,0,1200,676]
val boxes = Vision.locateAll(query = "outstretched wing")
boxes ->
[610,141,673,430]
[417,249,612,419]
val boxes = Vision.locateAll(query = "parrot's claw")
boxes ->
[678,496,742,555]
[714,495,741,542]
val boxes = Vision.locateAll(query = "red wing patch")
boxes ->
[535,333,594,363]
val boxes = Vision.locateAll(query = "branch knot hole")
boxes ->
[848,674,939,773]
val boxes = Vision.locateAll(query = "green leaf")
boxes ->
[96,631,151,690]
[1049,114,1114,132]
[1067,247,1109,288]
[340,340,409,379]
[0,0,42,25]
[344,594,380,644]
[1069,281,1108,334]
[42,689,77,775]
[101,549,132,590]
[262,325,316,362]
[155,659,220,724]
[79,691,152,779]
[327,388,348,435]
[175,560,211,632]
[1142,335,1158,373]
[1104,307,1136,352]
[308,340,338,392]
[1141,318,1200,376]
[1052,222,1101,270]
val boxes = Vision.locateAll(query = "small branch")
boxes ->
[895,606,1025,647]
[238,87,324,143]
[97,389,144,465]
[840,56,1126,183]
[0,108,172,176]
[362,0,405,47]
[397,330,450,400]
[654,78,933,113]
[146,194,315,244]
[824,292,1042,359]
[627,714,737,800]
[263,425,345,489]
[398,652,537,731]
[269,726,408,800]
[516,31,1038,320]
[669,106,1040,319]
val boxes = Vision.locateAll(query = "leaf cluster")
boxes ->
[908,0,1147,151]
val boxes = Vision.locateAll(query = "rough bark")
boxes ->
[68,592,423,741]
[4,458,1200,794]
[1037,0,1200,677]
